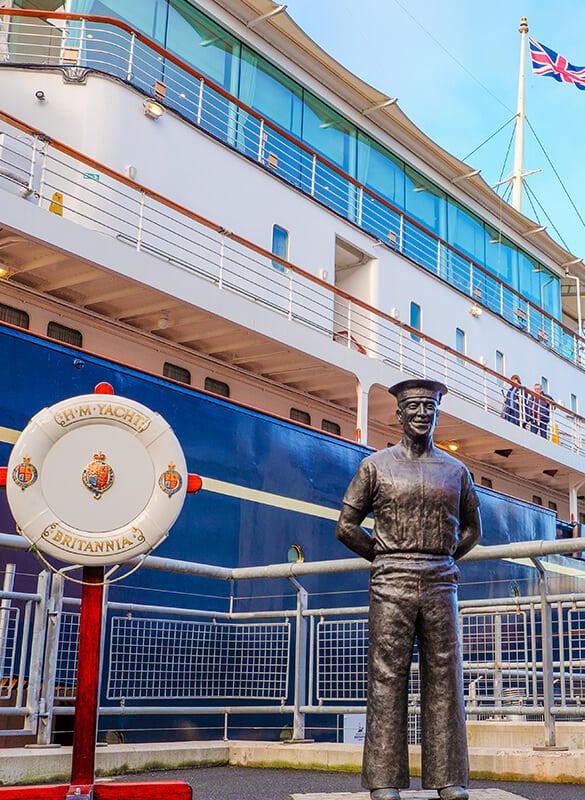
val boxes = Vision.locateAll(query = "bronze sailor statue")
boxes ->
[336,379,481,800]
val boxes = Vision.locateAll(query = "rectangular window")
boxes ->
[163,362,191,384]
[271,224,289,272]
[480,477,492,489]
[204,376,230,397]
[541,376,549,393]
[290,408,311,425]
[409,301,421,342]
[571,393,578,413]
[495,350,504,383]
[447,199,486,264]
[321,419,341,436]
[532,495,543,506]
[0,302,29,329]
[47,321,82,347]
[404,166,446,237]
[548,500,558,512]
[455,328,466,364]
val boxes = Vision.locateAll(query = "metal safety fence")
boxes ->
[0,9,580,369]
[1,534,585,747]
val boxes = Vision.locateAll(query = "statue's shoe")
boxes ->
[439,787,469,800]
[370,790,400,800]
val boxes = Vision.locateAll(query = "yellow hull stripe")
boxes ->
[202,476,374,528]
[0,426,20,445]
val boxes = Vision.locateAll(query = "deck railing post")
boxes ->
[37,137,48,208]
[289,577,308,741]
[136,191,145,252]
[310,154,317,197]
[219,233,225,289]
[0,565,15,682]
[127,32,136,80]
[531,558,557,748]
[36,573,64,746]
[257,119,264,164]
[197,78,204,126]
[26,570,51,740]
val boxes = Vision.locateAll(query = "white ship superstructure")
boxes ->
[0,0,584,524]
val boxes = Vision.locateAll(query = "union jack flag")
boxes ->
[529,37,585,90]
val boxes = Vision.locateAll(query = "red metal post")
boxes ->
[68,566,104,793]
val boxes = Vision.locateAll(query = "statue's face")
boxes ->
[396,397,439,440]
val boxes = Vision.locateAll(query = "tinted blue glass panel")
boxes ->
[272,225,289,272]
[485,231,517,287]
[301,93,356,172]
[447,199,485,264]
[410,302,421,342]
[405,166,446,237]
[240,47,303,135]
[165,0,237,90]
[357,133,405,207]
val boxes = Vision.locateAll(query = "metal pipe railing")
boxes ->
[0,10,583,368]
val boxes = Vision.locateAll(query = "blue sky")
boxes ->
[284,0,585,260]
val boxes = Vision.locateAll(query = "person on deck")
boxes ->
[527,383,553,438]
[501,374,527,427]
[336,378,481,800]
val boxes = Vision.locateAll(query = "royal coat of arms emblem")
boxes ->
[12,456,38,491]
[82,451,114,499]
[158,463,182,497]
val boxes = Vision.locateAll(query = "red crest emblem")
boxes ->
[12,456,38,491]
[158,463,182,498]
[82,451,114,499]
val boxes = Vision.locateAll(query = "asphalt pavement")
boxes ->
[110,765,585,799]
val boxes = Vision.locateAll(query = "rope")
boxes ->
[523,182,570,250]
[462,115,517,162]
[29,539,147,586]
[526,117,585,230]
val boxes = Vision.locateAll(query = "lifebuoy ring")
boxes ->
[7,393,187,566]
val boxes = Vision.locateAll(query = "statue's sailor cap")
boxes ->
[388,378,448,405]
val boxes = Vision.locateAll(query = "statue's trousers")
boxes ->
[362,555,469,790]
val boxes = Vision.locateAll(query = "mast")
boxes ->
[512,16,529,211]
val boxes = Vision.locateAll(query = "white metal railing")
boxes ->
[0,114,583,457]
[0,10,582,367]
[2,536,585,746]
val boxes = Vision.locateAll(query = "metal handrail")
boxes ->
[0,113,583,456]
[0,9,582,365]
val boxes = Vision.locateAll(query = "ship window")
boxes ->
[480,477,492,488]
[290,408,311,425]
[541,376,549,393]
[321,419,341,436]
[570,393,578,413]
[47,321,82,347]
[204,377,230,397]
[404,166,446,237]
[548,501,558,512]
[495,350,505,382]
[272,224,289,272]
[409,302,421,342]
[0,302,29,329]
[455,328,466,364]
[447,199,486,264]
[163,362,191,385]
[532,495,543,506]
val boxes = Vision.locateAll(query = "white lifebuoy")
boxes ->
[7,393,187,566]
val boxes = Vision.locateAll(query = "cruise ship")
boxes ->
[0,0,585,744]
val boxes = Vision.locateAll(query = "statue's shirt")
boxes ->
[342,444,480,557]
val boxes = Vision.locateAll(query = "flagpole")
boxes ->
[512,16,529,211]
